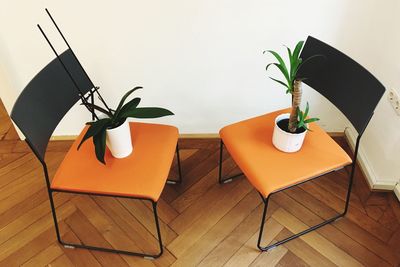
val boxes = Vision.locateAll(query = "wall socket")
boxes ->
[388,89,400,116]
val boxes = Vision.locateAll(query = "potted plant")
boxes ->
[78,86,173,164]
[264,41,319,152]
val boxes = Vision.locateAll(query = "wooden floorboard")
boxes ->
[0,100,399,266]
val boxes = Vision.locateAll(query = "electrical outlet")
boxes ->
[388,89,400,116]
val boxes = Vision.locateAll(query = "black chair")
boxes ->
[218,36,385,251]
[11,26,182,259]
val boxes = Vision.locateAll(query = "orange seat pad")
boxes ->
[220,108,352,198]
[51,122,178,202]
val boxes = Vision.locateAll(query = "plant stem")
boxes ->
[289,80,302,132]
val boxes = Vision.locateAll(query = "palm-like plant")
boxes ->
[77,86,173,164]
[264,41,319,132]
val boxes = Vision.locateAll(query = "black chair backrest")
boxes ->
[11,49,93,161]
[298,36,385,135]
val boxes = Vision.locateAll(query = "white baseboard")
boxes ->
[51,132,347,141]
[395,184,400,201]
[344,128,397,191]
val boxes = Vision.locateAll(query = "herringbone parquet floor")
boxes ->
[0,99,399,266]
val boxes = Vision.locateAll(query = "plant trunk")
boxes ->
[288,80,302,133]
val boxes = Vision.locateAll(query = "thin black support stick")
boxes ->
[45,8,112,114]
[37,24,99,120]
[91,91,95,121]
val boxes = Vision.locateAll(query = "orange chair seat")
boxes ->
[220,109,352,198]
[51,122,178,201]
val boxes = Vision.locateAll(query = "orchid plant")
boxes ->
[77,86,173,163]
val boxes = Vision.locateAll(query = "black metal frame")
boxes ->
[25,9,184,259]
[218,140,244,184]
[218,134,362,251]
[29,138,182,259]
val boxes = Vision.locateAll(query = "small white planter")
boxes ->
[106,120,133,158]
[272,113,306,153]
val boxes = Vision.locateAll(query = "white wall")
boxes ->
[0,1,398,186]
[343,1,400,188]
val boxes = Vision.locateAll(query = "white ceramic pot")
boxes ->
[106,120,133,158]
[272,113,306,153]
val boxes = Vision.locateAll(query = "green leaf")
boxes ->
[289,51,298,80]
[83,103,113,117]
[114,86,143,118]
[266,51,290,83]
[266,63,291,88]
[123,107,174,118]
[304,118,320,123]
[304,102,310,118]
[269,77,289,89]
[114,97,141,122]
[291,57,302,79]
[77,118,111,150]
[284,45,293,76]
[291,41,304,78]
[265,63,274,72]
[93,130,107,164]
[275,64,291,85]
[284,46,293,62]
[296,106,303,121]
[292,41,304,62]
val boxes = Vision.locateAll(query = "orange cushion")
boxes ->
[51,122,178,201]
[220,108,352,198]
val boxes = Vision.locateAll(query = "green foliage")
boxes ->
[78,86,174,164]
[264,41,320,131]
[264,40,304,94]
[295,102,320,131]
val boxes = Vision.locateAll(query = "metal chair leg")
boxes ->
[47,189,62,244]
[218,140,243,184]
[343,161,356,215]
[167,143,183,185]
[344,135,361,215]
[49,191,164,259]
[257,197,269,250]
[256,167,354,251]
[151,201,164,258]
